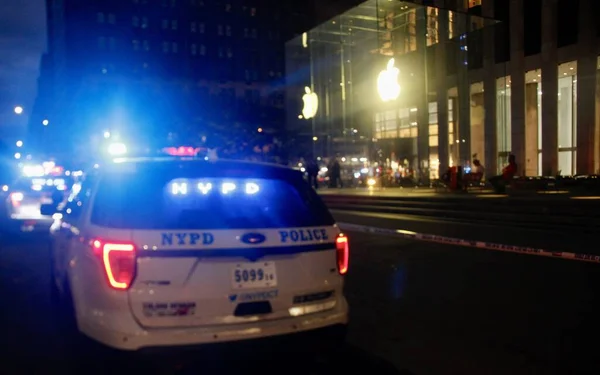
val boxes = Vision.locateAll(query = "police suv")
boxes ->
[44,157,349,351]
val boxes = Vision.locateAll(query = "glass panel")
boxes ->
[558,150,572,176]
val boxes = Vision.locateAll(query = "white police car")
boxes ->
[45,157,349,351]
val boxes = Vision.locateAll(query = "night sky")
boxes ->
[0,0,46,139]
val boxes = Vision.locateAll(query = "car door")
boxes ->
[52,179,94,283]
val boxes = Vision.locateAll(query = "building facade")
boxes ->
[30,0,314,160]
[285,0,600,178]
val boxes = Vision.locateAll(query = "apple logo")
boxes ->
[301,86,319,120]
[377,58,401,102]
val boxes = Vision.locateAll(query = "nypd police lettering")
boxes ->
[279,228,329,243]
[161,232,215,246]
[170,181,260,195]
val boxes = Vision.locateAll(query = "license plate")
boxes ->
[232,262,277,289]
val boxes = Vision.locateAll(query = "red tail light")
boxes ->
[91,239,136,290]
[10,192,24,207]
[336,234,349,275]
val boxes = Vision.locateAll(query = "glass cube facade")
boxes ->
[286,0,501,180]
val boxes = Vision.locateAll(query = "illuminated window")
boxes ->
[191,22,197,32]
[199,23,205,33]
[426,8,439,46]
[171,42,178,53]
[108,14,116,24]
[141,17,148,28]
[226,25,232,36]
[97,12,105,23]
[218,25,223,35]
[143,40,149,51]
[132,39,140,51]
[132,16,139,27]
[469,0,482,7]
[191,44,197,55]
[171,20,178,30]
[374,111,398,139]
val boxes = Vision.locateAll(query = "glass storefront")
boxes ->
[285,0,499,182]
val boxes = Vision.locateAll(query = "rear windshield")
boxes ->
[90,170,334,229]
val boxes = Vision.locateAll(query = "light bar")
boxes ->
[162,146,202,156]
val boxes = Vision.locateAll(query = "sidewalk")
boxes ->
[317,187,600,201]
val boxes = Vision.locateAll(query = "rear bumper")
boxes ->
[79,297,349,351]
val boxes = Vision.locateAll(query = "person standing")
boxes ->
[306,158,319,189]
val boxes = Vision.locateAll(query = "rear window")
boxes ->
[90,171,334,229]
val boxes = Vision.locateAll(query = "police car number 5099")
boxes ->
[232,262,277,289]
[48,158,349,352]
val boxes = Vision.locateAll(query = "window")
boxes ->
[200,45,206,55]
[199,23,205,33]
[250,7,256,16]
[132,39,140,51]
[141,17,148,28]
[97,12,105,23]
[162,19,169,29]
[226,48,233,58]
[143,40,150,51]
[226,25,232,36]
[191,22,197,32]
[244,28,249,38]
[108,14,116,24]
[225,3,231,11]
[162,41,169,53]
[374,110,398,139]
[108,37,116,50]
[90,169,334,229]
[172,42,178,53]
[557,61,577,175]
[496,76,512,169]
[171,20,178,30]
[469,0,482,7]
[251,28,257,38]
[218,47,224,58]
[218,25,223,35]
[98,36,106,49]
[191,44,197,55]
[132,16,139,27]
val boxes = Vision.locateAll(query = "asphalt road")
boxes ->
[1,213,599,375]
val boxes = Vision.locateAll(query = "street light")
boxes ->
[14,106,23,115]
[16,140,23,148]
[42,119,49,126]
[14,152,21,160]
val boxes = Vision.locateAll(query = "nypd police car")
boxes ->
[44,157,349,351]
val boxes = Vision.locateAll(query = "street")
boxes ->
[1,213,599,375]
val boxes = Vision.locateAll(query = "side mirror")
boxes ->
[40,203,57,217]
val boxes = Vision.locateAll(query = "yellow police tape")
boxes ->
[337,222,600,264]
